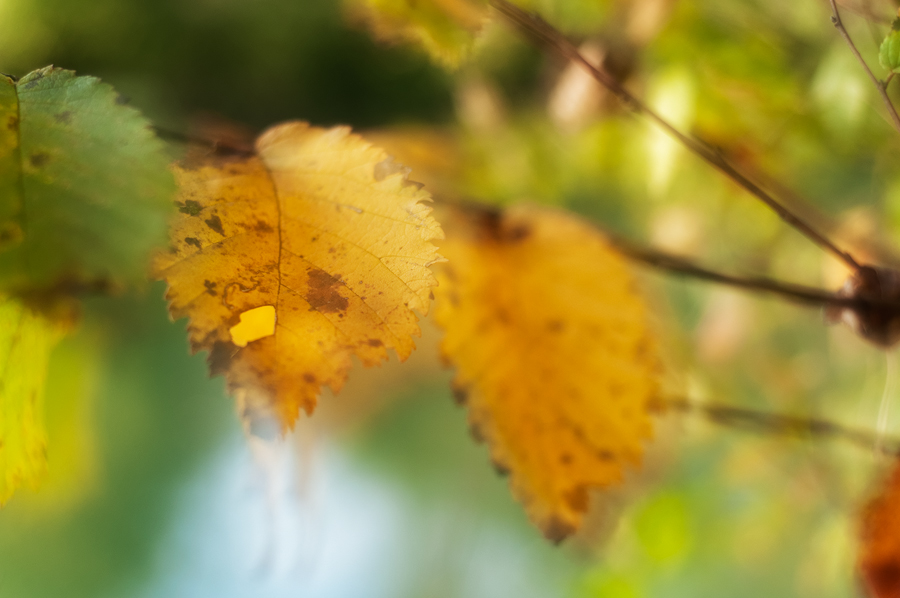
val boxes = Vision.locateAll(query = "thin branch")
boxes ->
[443,196,900,311]
[490,0,864,273]
[152,125,256,156]
[611,236,861,308]
[667,396,900,456]
[827,0,900,134]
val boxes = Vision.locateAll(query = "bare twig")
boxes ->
[443,196,900,311]
[611,237,862,308]
[827,0,900,134]
[152,125,256,156]
[667,396,900,456]
[490,0,864,273]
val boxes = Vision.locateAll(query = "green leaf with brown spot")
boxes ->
[0,67,174,294]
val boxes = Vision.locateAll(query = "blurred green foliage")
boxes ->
[0,0,455,129]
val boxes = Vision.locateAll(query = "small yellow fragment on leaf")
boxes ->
[434,204,659,542]
[229,306,277,348]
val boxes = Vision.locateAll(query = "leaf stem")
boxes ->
[667,396,900,456]
[827,0,900,134]
[490,0,864,273]
[151,125,255,155]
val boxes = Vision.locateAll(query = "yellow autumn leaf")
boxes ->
[0,297,64,505]
[434,203,659,541]
[153,122,444,429]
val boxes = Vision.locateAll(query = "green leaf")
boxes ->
[879,17,900,74]
[0,67,174,294]
[0,296,64,505]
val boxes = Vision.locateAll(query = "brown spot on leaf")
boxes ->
[185,237,201,249]
[366,338,383,347]
[0,224,21,246]
[6,115,17,131]
[55,111,73,124]
[305,268,349,313]
[22,73,44,89]
[303,372,316,384]
[547,319,564,333]
[564,486,589,512]
[492,459,510,477]
[451,384,468,405]
[205,214,225,235]
[177,200,203,216]
[208,340,237,375]
[204,280,217,296]
[29,152,49,167]
[504,224,531,242]
[254,220,274,233]
[469,422,485,443]
[543,517,575,545]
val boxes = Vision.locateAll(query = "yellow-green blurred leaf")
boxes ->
[347,0,489,67]
[0,297,64,505]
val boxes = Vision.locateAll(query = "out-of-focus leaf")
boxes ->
[0,297,65,505]
[364,126,467,201]
[880,17,900,74]
[0,67,174,294]
[434,203,659,541]
[346,0,489,67]
[153,122,443,430]
[859,459,900,598]
[24,333,99,512]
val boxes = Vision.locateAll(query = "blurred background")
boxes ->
[2,0,900,596]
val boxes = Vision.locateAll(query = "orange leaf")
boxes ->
[153,122,444,429]
[434,204,659,541]
[859,459,900,598]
